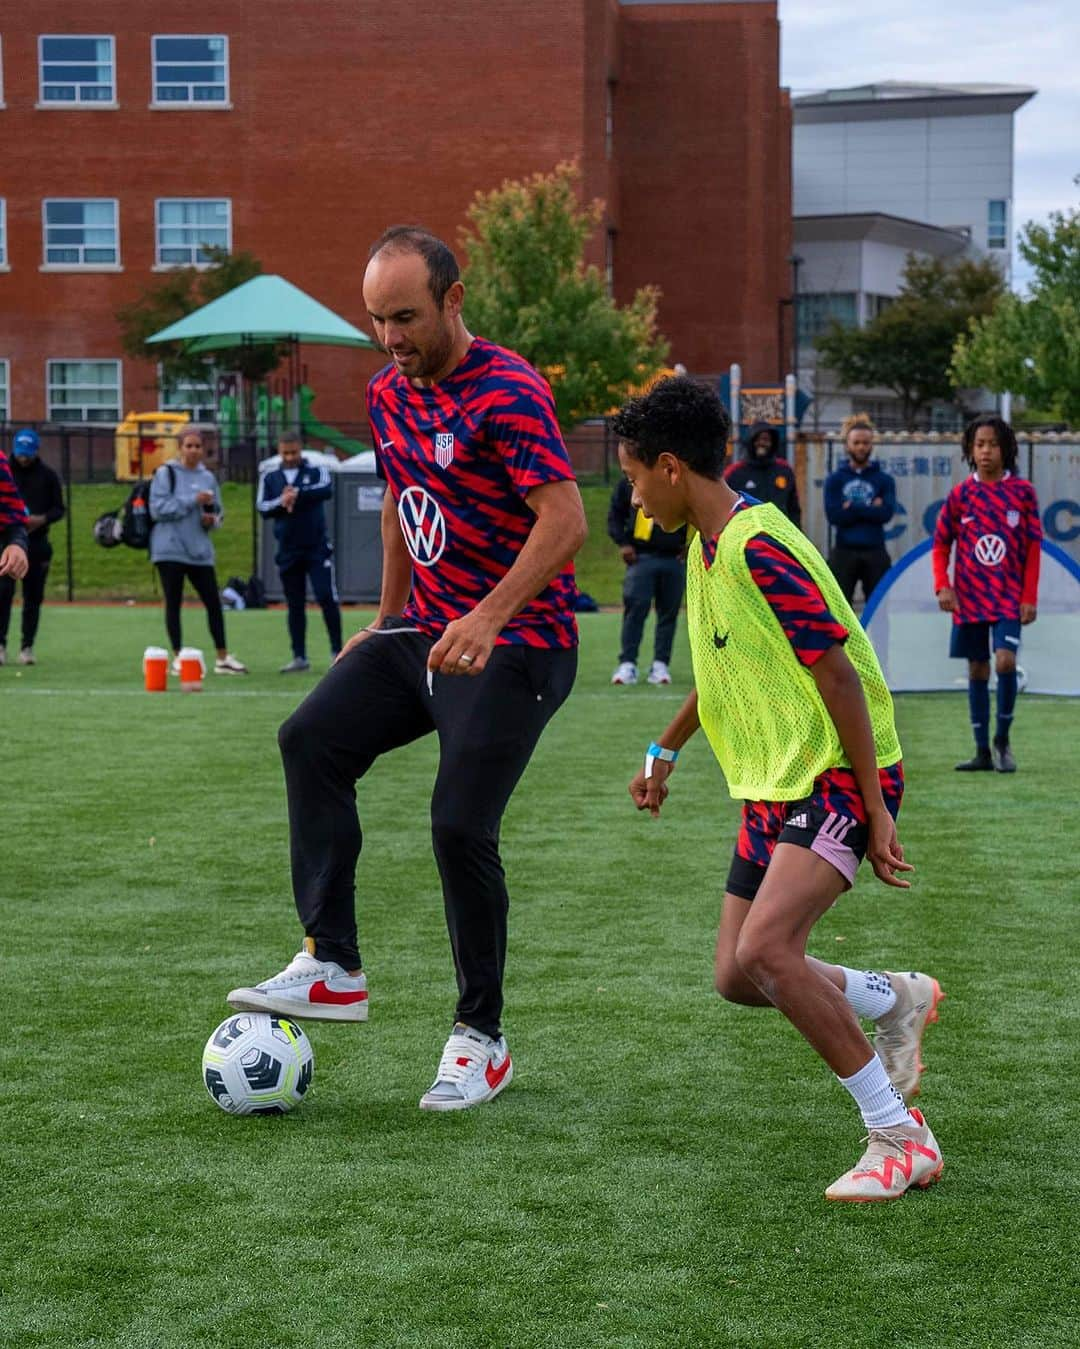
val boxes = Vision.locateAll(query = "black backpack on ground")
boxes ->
[224,574,267,609]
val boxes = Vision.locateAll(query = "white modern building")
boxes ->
[791,81,1035,428]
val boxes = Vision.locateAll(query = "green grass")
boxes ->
[44,480,627,605]
[2,608,1077,1347]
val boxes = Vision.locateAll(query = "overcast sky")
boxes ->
[779,0,1080,289]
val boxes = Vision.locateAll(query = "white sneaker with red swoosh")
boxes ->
[226,942,368,1022]
[419,1023,513,1111]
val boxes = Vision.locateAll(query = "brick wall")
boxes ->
[0,1,788,427]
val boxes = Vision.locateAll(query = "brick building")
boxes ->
[0,1,790,433]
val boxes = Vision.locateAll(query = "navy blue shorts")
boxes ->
[949,618,1021,661]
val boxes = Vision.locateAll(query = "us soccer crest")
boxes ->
[1006,510,1020,528]
[434,433,455,467]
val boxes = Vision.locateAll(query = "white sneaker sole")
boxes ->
[225,988,369,1022]
[418,1060,513,1111]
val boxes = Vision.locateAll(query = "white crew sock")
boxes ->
[839,967,897,1020]
[838,1054,912,1131]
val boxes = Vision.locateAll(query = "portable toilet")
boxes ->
[333,452,384,603]
[114,411,191,481]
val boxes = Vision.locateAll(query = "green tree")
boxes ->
[460,161,669,429]
[117,246,287,392]
[952,187,1080,426]
[815,253,1005,429]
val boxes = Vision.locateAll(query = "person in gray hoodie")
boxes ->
[149,429,247,674]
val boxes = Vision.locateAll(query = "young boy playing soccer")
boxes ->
[933,415,1041,773]
[611,377,944,1203]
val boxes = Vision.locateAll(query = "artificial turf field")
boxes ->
[3,606,1076,1348]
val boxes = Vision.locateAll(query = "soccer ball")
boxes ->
[201,1012,314,1115]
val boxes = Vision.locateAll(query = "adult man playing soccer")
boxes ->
[612,377,943,1202]
[933,415,1040,773]
[228,227,586,1110]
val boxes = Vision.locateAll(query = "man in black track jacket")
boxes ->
[258,431,342,672]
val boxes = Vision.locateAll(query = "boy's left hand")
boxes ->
[867,810,913,888]
[629,760,672,818]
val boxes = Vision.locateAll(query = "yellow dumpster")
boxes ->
[114,411,191,482]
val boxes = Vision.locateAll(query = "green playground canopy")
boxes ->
[146,274,377,351]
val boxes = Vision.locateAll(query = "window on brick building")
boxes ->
[156,199,231,265]
[152,36,229,104]
[796,292,857,344]
[1,36,6,107]
[43,200,119,266]
[988,200,1008,250]
[0,199,7,267]
[159,366,217,422]
[0,361,9,422]
[47,360,122,423]
[39,36,115,104]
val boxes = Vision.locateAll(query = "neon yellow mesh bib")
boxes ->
[685,503,901,800]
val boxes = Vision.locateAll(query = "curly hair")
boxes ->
[368,225,460,308]
[841,412,876,444]
[609,376,731,479]
[961,414,1018,474]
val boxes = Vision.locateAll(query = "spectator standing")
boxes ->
[607,475,686,686]
[149,429,247,675]
[933,415,1040,773]
[0,430,63,665]
[824,414,896,606]
[723,421,801,525]
[258,431,342,673]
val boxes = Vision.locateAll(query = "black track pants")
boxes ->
[278,628,577,1037]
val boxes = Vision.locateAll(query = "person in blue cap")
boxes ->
[0,430,65,666]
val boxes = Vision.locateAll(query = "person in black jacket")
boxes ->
[0,429,64,666]
[607,475,687,685]
[722,421,801,526]
[824,414,896,605]
[258,431,342,672]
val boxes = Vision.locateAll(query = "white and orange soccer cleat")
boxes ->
[825,1109,943,1202]
[419,1023,513,1112]
[226,940,368,1022]
[873,971,945,1101]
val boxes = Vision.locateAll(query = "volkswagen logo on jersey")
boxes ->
[434,433,455,468]
[398,486,446,567]
[974,533,1007,566]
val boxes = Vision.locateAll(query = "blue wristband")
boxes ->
[644,742,679,780]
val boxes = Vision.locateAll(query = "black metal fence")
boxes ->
[1,418,622,602]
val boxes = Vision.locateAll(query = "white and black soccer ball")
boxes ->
[201,1012,314,1115]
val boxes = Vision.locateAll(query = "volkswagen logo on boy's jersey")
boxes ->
[398,486,446,567]
[974,533,1007,566]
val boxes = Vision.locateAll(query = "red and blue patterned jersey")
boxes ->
[0,450,30,551]
[367,337,578,648]
[701,496,848,666]
[932,472,1042,623]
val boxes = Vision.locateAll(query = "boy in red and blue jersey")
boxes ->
[228,228,587,1113]
[0,449,30,597]
[933,415,1041,773]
